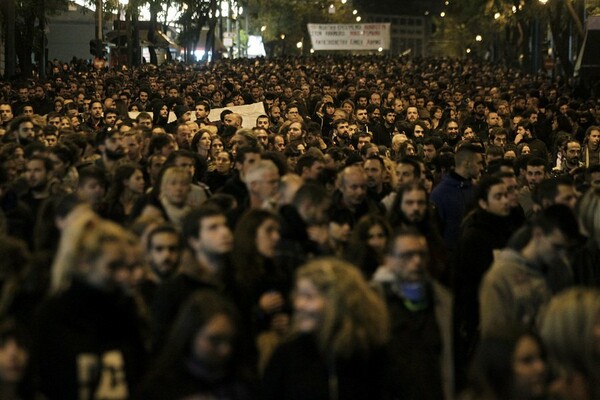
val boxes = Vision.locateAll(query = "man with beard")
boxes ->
[514,120,548,160]
[464,100,488,137]
[518,157,548,217]
[151,205,234,349]
[95,128,127,176]
[5,116,35,146]
[553,138,583,176]
[354,105,371,133]
[371,108,396,148]
[331,118,352,148]
[20,155,56,221]
[30,84,53,115]
[388,182,447,283]
[582,125,600,168]
[364,155,392,202]
[86,100,105,132]
[194,100,213,128]
[138,224,182,305]
[441,119,461,148]
[405,105,419,124]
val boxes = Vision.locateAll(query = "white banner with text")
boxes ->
[307,23,391,51]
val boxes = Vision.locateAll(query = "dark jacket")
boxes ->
[572,238,600,287]
[262,333,387,400]
[32,279,147,400]
[430,172,475,251]
[452,209,515,389]
[275,205,328,271]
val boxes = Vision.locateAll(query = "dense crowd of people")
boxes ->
[0,55,600,399]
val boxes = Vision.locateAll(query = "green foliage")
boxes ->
[249,0,356,54]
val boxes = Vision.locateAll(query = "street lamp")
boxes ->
[475,35,483,41]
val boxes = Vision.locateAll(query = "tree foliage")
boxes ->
[436,0,587,77]
[249,0,356,56]
[8,0,69,77]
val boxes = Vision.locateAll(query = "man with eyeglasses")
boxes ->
[372,228,454,400]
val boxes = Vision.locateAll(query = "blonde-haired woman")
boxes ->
[572,187,600,285]
[34,207,146,399]
[540,287,600,400]
[262,257,390,400]
[135,166,192,229]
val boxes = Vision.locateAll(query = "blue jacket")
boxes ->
[430,172,475,251]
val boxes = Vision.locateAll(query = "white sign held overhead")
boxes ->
[307,23,391,51]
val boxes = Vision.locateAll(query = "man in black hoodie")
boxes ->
[452,175,516,391]
[276,182,331,271]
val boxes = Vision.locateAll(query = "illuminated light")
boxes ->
[466,48,471,53]
[261,25,267,32]
[445,1,449,5]
[440,11,446,17]
[352,9,358,14]
[512,5,517,12]
[328,4,335,13]
[494,12,500,19]
[424,10,430,15]
[378,47,383,52]
[475,35,482,41]
[310,48,315,53]
[356,16,361,21]
[296,41,303,48]
[341,0,347,3]
[280,33,285,40]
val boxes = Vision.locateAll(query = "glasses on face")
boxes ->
[390,250,429,262]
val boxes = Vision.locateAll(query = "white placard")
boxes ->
[208,102,266,129]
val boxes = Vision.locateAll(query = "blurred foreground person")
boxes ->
[0,319,37,400]
[540,288,600,400]
[138,291,251,399]
[262,257,389,400]
[461,328,547,400]
[32,207,146,399]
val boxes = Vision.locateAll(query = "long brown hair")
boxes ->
[294,257,390,358]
